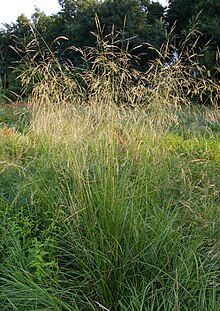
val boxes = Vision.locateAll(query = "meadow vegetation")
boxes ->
[0,22,219,310]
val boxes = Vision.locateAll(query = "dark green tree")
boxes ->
[58,0,96,18]
[95,0,165,65]
[195,0,220,48]
[166,0,195,33]
[0,11,61,99]
[0,0,167,99]
[0,14,32,99]
[55,0,166,65]
[166,0,220,71]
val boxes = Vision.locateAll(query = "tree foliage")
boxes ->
[166,0,220,70]
[0,0,219,100]
[58,0,96,18]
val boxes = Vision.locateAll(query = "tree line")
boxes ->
[0,0,219,100]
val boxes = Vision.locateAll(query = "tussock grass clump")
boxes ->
[0,103,219,310]
[0,18,219,311]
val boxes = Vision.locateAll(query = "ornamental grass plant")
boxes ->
[0,18,219,310]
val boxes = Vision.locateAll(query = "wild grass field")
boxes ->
[0,25,220,310]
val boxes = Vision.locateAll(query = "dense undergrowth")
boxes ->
[0,21,220,310]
